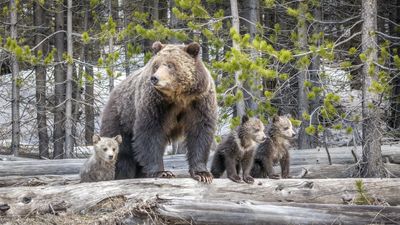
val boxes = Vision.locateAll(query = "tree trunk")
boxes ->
[64,0,74,158]
[309,4,322,149]
[154,199,399,225]
[10,0,20,156]
[34,2,50,159]
[2,145,399,177]
[123,0,130,76]
[1,178,400,217]
[390,0,400,130]
[241,0,260,111]
[108,0,115,92]
[84,64,94,145]
[53,1,66,159]
[230,0,245,118]
[297,2,312,149]
[82,0,94,145]
[360,0,386,177]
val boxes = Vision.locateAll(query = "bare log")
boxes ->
[1,163,400,185]
[0,178,399,217]
[0,175,79,187]
[153,199,400,225]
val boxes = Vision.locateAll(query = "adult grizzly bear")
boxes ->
[100,42,217,183]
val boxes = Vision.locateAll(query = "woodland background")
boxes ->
[0,0,399,178]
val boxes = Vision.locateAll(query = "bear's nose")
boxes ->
[108,155,114,160]
[150,76,158,85]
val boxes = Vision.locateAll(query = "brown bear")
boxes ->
[251,115,296,179]
[80,134,122,183]
[100,42,217,183]
[211,116,266,184]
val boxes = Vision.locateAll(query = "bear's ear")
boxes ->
[185,42,200,58]
[93,134,101,144]
[114,135,122,144]
[241,115,249,124]
[272,115,281,123]
[152,41,164,54]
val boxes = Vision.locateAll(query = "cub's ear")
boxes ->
[241,115,249,124]
[185,42,200,58]
[272,115,280,123]
[92,134,101,144]
[152,41,164,54]
[284,113,292,118]
[114,135,123,144]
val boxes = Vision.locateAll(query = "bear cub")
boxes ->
[80,134,122,182]
[251,115,295,179]
[211,116,266,184]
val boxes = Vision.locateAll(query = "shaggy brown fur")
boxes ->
[100,42,217,183]
[80,134,122,182]
[251,115,295,179]
[211,116,266,184]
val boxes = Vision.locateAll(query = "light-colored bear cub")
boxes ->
[80,134,122,182]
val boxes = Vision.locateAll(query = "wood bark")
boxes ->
[34,2,50,159]
[108,0,115,92]
[360,0,386,177]
[241,0,260,111]
[10,0,20,156]
[2,163,400,188]
[1,146,400,178]
[53,1,66,159]
[0,178,399,217]
[153,199,400,225]
[230,0,245,117]
[297,2,312,149]
[123,0,130,76]
[64,0,74,158]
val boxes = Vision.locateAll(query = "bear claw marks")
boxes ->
[190,170,213,184]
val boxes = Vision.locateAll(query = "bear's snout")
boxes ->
[108,155,114,160]
[150,76,159,85]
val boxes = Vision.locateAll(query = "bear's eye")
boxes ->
[284,127,289,130]
[153,64,159,71]
[112,148,116,152]
[103,148,107,152]
[167,63,175,69]
[254,129,260,132]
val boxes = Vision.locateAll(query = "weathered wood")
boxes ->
[153,199,400,225]
[0,156,400,181]
[0,175,79,187]
[0,145,398,177]
[0,178,399,216]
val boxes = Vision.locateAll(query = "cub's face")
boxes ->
[92,135,122,162]
[149,42,202,96]
[242,116,266,143]
[273,116,296,139]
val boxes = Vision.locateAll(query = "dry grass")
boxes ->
[0,197,173,225]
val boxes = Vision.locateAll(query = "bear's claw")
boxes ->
[243,176,255,184]
[154,171,176,178]
[228,175,242,183]
[270,174,281,179]
[190,171,213,184]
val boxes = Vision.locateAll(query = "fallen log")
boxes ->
[152,199,400,225]
[1,163,400,187]
[0,155,400,179]
[0,175,80,187]
[0,178,399,217]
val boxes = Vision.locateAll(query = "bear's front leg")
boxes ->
[185,110,216,184]
[132,119,175,178]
